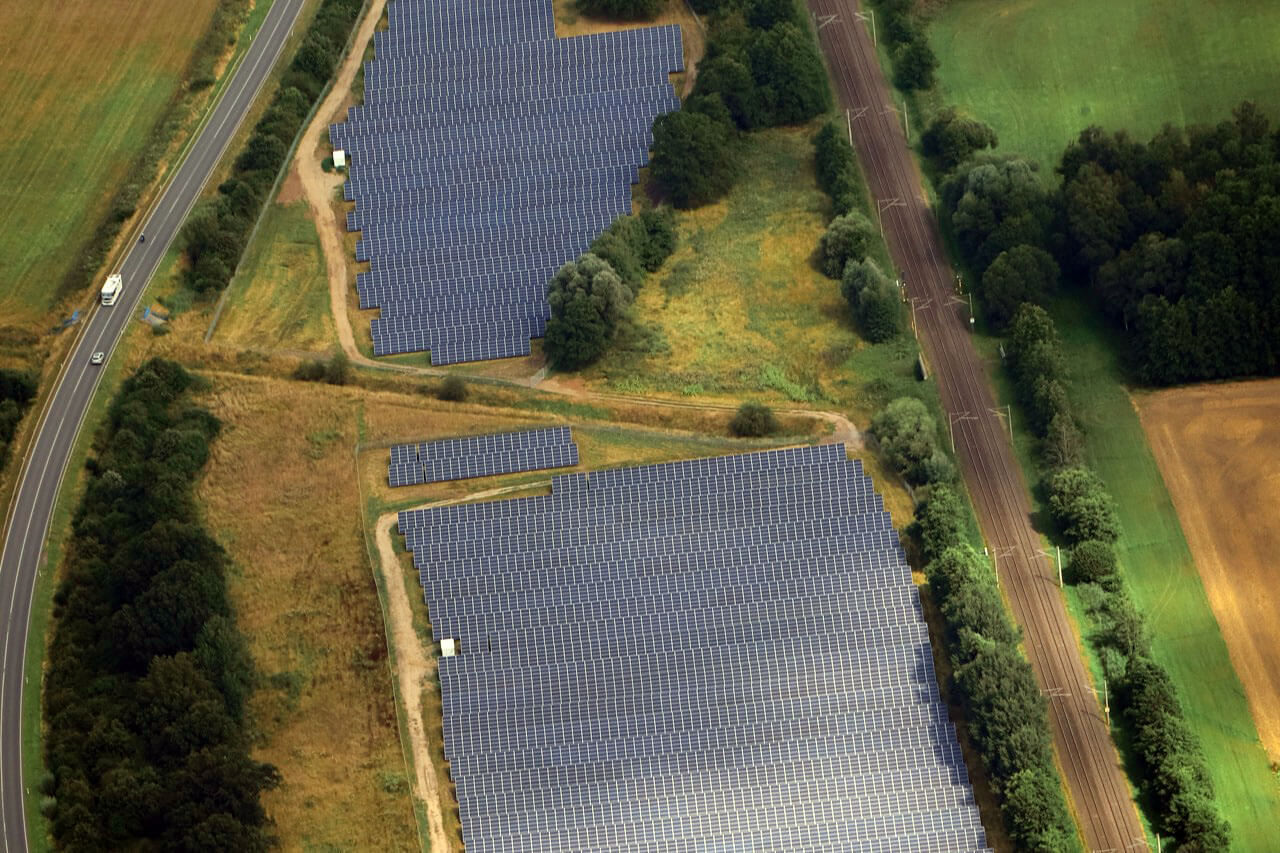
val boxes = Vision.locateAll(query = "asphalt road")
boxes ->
[0,0,305,848]
[807,1,1149,849]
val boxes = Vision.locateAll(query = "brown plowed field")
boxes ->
[807,1,1146,847]
[1137,379,1280,763]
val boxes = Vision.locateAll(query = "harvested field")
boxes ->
[1137,378,1280,765]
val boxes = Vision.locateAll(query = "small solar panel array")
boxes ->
[330,0,684,364]
[397,444,993,852]
[388,426,577,487]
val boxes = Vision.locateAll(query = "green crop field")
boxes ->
[1047,298,1280,849]
[928,0,1280,171]
[0,0,220,323]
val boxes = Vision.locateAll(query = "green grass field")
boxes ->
[928,0,1280,171]
[212,200,336,352]
[0,0,222,323]
[1040,298,1280,848]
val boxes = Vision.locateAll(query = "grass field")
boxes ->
[212,200,336,352]
[927,0,1280,172]
[0,0,220,322]
[1136,379,1280,768]
[588,125,896,412]
[1046,298,1280,849]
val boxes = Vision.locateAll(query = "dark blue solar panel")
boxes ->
[386,427,576,486]
[395,443,992,851]
[329,3,682,365]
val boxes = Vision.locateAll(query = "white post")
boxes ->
[846,108,853,145]
[902,100,909,138]
[1056,545,1062,587]
[1006,404,1014,443]
[870,9,877,45]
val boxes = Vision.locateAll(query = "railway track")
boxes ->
[805,2,1147,849]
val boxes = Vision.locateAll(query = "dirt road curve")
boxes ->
[806,2,1146,849]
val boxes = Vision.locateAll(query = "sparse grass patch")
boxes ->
[213,201,336,352]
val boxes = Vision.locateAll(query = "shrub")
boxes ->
[1068,540,1116,584]
[813,120,864,215]
[544,254,631,370]
[892,34,938,91]
[870,397,948,486]
[856,275,903,343]
[1041,412,1085,469]
[729,401,779,437]
[921,108,998,171]
[437,375,468,402]
[819,211,875,278]
[910,484,966,561]
[1046,466,1121,544]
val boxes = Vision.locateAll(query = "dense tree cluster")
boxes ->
[841,259,901,342]
[869,0,939,91]
[576,0,661,20]
[43,359,276,850]
[1057,103,1280,383]
[812,120,866,216]
[921,108,998,172]
[181,0,363,295]
[0,368,37,472]
[544,210,677,370]
[868,397,954,487]
[1003,307,1229,848]
[980,244,1059,329]
[651,101,739,209]
[691,1,830,131]
[292,351,350,385]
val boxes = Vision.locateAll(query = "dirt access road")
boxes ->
[807,1,1146,848]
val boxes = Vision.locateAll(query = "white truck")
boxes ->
[100,273,122,306]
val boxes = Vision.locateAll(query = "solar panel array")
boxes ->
[398,444,993,851]
[330,0,684,364]
[388,426,577,486]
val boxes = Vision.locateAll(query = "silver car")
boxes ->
[90,352,105,365]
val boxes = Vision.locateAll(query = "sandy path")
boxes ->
[373,512,449,853]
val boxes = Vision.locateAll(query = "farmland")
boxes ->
[1047,299,1280,849]
[927,0,1280,171]
[1136,379,1280,766]
[0,0,222,323]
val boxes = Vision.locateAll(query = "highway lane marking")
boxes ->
[0,1,303,847]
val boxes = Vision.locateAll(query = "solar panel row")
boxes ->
[387,427,577,487]
[397,443,992,851]
[331,0,683,364]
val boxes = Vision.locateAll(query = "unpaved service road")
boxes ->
[807,0,1146,848]
[1137,379,1280,764]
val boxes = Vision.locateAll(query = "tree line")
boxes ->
[1004,306,1230,850]
[941,102,1280,386]
[181,0,364,297]
[870,396,1079,851]
[0,368,38,473]
[43,359,277,850]
[543,208,677,370]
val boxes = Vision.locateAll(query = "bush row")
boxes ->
[0,368,39,473]
[544,209,677,370]
[56,0,252,304]
[887,396,1079,850]
[868,0,938,92]
[576,0,661,20]
[812,120,866,216]
[43,359,276,849]
[1004,305,1230,849]
[180,0,364,296]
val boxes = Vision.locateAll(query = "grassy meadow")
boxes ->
[590,125,899,414]
[928,0,1280,171]
[0,0,221,323]
[212,200,337,352]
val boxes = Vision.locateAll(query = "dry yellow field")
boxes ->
[1136,378,1280,763]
